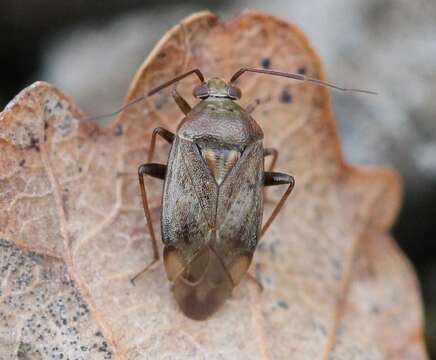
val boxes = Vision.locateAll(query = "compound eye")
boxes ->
[193,83,209,98]
[228,85,241,99]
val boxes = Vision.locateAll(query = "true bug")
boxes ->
[103,67,375,320]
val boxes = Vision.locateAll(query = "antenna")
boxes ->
[84,68,204,121]
[230,67,377,95]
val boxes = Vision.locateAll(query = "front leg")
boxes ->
[171,85,192,115]
[148,127,175,163]
[245,95,271,114]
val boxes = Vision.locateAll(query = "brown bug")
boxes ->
[103,67,375,320]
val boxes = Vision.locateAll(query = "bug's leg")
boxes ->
[118,128,173,177]
[261,172,295,238]
[171,85,191,115]
[263,148,279,204]
[148,127,175,163]
[131,163,166,284]
[246,271,263,292]
[245,94,272,115]
[263,148,278,173]
[245,99,261,114]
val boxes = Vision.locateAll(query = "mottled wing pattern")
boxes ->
[179,138,218,227]
[161,137,217,261]
[216,142,264,256]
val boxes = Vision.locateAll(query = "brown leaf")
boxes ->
[0,10,428,359]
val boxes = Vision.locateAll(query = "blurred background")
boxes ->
[1,0,435,355]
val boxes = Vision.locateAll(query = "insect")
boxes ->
[104,67,375,320]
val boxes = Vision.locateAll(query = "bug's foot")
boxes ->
[246,269,263,293]
[129,260,159,285]
[130,276,140,286]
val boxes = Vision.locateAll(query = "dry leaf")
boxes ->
[0,10,428,359]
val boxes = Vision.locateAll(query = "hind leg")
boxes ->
[131,163,166,284]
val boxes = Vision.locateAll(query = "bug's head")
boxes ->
[193,78,241,100]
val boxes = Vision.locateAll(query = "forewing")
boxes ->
[217,142,264,255]
[161,137,217,261]
[179,138,218,227]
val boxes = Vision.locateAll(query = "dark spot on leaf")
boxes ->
[319,324,327,335]
[17,342,32,358]
[298,66,307,75]
[19,159,25,166]
[260,58,271,69]
[207,16,218,27]
[371,305,380,314]
[154,94,168,110]
[0,239,12,247]
[279,89,292,103]
[277,300,289,309]
[331,257,341,269]
[114,125,123,136]
[257,243,267,252]
[44,121,49,129]
[30,136,40,152]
